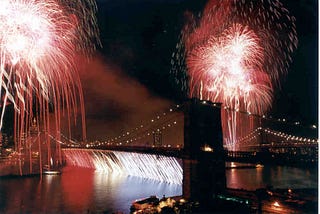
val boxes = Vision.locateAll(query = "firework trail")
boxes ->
[171,0,297,150]
[0,0,99,172]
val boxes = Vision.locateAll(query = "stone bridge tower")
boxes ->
[183,98,226,205]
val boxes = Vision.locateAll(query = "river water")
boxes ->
[0,164,317,213]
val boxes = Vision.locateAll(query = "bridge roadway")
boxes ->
[77,145,186,158]
[70,145,317,166]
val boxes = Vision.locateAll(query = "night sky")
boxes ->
[80,0,318,140]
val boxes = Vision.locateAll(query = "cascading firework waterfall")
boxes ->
[63,149,183,185]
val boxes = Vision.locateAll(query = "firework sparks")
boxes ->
[187,23,271,113]
[63,149,183,184]
[0,0,99,172]
[171,0,297,150]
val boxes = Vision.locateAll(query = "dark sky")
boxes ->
[271,0,318,124]
[81,0,318,140]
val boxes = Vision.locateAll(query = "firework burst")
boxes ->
[0,0,99,172]
[171,0,297,150]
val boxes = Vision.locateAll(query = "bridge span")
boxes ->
[61,99,317,204]
[65,142,318,167]
[63,99,227,205]
[1,98,317,206]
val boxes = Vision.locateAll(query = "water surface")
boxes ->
[0,164,317,213]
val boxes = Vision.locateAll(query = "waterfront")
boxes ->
[0,164,317,213]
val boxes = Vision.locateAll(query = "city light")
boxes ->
[273,201,280,207]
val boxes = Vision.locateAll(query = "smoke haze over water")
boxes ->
[77,55,177,142]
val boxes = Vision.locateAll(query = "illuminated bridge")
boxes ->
[63,99,227,202]
[59,98,318,203]
[1,98,318,203]
[63,98,318,167]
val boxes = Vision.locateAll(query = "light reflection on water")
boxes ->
[91,169,181,213]
[226,164,318,190]
[0,166,181,213]
[0,165,317,213]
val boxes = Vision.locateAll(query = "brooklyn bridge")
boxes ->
[0,98,317,180]
[0,98,317,213]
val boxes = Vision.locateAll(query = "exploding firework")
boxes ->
[0,0,100,172]
[171,0,297,150]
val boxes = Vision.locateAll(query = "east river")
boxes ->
[0,164,317,213]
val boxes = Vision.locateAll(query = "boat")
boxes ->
[130,195,159,211]
[42,164,62,175]
[226,162,264,169]
[43,169,61,175]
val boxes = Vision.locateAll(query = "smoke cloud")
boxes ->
[77,55,174,141]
